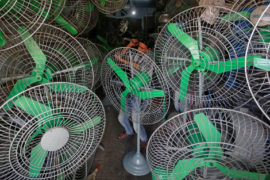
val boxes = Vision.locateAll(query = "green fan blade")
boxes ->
[48,83,88,93]
[85,2,95,12]
[18,26,47,75]
[206,56,261,73]
[97,35,112,50]
[26,129,43,147]
[168,23,200,60]
[174,158,206,180]
[100,0,106,6]
[178,65,196,101]
[29,143,47,178]
[54,15,78,35]
[4,76,40,108]
[70,116,101,134]
[0,30,6,47]
[214,163,268,179]
[135,90,165,100]
[194,113,223,157]
[13,96,64,130]
[107,58,131,89]
[254,57,270,71]
[120,89,130,113]
[130,72,150,92]
[221,11,251,23]
[200,46,220,62]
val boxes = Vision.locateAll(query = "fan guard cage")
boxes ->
[245,4,270,121]
[0,24,94,105]
[59,0,92,35]
[101,47,170,125]
[0,0,52,51]
[155,6,259,108]
[77,37,103,88]
[91,0,128,14]
[147,108,270,179]
[0,82,106,179]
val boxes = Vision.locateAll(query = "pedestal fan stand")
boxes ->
[122,97,150,176]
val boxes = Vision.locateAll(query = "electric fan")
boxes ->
[155,6,265,110]
[0,82,106,179]
[95,43,109,59]
[0,0,52,51]
[91,0,128,14]
[77,37,103,88]
[101,47,170,176]
[0,24,94,105]
[147,108,270,179]
[58,0,93,36]
[245,4,270,121]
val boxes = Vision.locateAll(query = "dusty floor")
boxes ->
[90,105,160,180]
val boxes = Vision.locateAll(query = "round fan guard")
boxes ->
[147,108,270,179]
[0,82,106,179]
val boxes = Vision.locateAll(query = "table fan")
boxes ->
[0,24,94,105]
[91,0,128,14]
[155,6,266,110]
[77,37,103,88]
[245,4,270,121]
[0,82,106,179]
[147,108,270,179]
[0,0,52,51]
[101,47,170,176]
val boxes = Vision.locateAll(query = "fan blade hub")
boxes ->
[41,127,69,151]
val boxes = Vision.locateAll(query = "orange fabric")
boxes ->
[138,42,149,53]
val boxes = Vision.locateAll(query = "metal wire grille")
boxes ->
[147,108,270,179]
[101,47,170,125]
[0,0,52,51]
[0,24,94,105]
[59,0,92,35]
[155,6,259,109]
[245,4,270,121]
[77,37,103,87]
[0,82,106,179]
[91,0,128,14]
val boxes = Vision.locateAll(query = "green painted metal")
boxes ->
[254,57,270,71]
[13,96,62,129]
[48,83,88,93]
[206,56,261,73]
[97,35,113,51]
[174,158,206,179]
[221,11,251,23]
[100,0,106,7]
[107,58,165,113]
[168,23,200,60]
[5,76,40,104]
[200,46,220,62]
[54,15,78,35]
[85,2,95,12]
[29,143,48,178]
[70,116,101,133]
[0,30,6,47]
[18,26,47,76]
[194,113,223,157]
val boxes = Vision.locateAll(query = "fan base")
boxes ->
[122,151,150,176]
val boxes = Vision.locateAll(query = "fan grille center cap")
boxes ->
[41,127,69,151]
[193,60,201,67]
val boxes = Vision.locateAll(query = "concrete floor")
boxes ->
[90,105,155,180]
